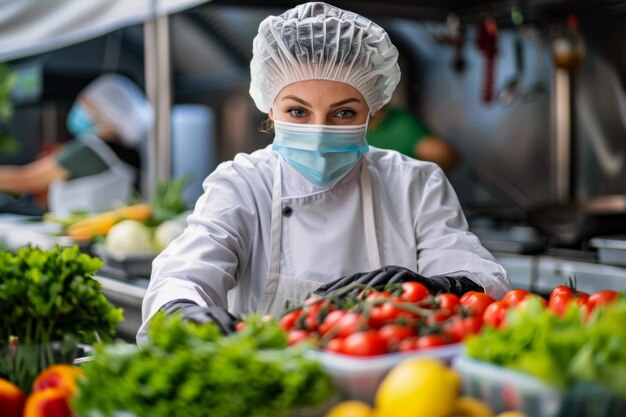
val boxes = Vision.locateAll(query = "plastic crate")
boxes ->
[92,244,156,278]
[453,356,626,417]
[307,343,463,404]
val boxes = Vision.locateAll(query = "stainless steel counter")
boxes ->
[494,252,626,295]
[94,275,147,342]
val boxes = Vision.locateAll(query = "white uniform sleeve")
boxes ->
[137,166,257,344]
[414,167,511,299]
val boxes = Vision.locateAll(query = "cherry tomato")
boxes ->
[279,309,302,331]
[549,292,589,316]
[366,291,393,301]
[335,312,363,338]
[324,338,344,354]
[460,292,496,317]
[342,331,388,356]
[444,316,483,342]
[398,337,419,352]
[400,282,430,303]
[425,310,453,326]
[235,322,246,331]
[435,293,460,312]
[368,298,413,327]
[549,285,574,303]
[502,289,531,307]
[318,310,347,335]
[459,291,478,304]
[304,299,333,331]
[415,334,448,350]
[287,329,311,346]
[378,324,416,347]
[367,305,388,328]
[587,290,619,311]
[482,301,509,328]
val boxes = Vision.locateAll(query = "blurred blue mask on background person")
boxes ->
[66,103,95,137]
[272,120,369,187]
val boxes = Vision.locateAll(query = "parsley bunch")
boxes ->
[73,314,336,417]
[0,245,123,391]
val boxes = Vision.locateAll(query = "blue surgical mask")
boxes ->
[272,120,369,187]
[66,103,95,137]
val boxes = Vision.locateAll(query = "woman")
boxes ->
[0,74,153,216]
[139,2,510,341]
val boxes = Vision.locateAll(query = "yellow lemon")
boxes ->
[375,358,460,417]
[495,412,529,417]
[325,400,374,417]
[452,396,495,417]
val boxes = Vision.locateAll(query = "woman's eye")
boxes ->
[288,108,307,118]
[336,109,356,119]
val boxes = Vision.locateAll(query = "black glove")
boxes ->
[160,299,238,335]
[314,265,483,297]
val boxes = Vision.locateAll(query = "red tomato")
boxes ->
[460,292,496,317]
[415,334,448,350]
[304,299,333,331]
[425,310,453,326]
[400,282,430,303]
[459,291,478,304]
[398,337,419,352]
[549,285,574,303]
[366,291,393,301]
[279,309,302,331]
[435,293,460,312]
[444,316,483,342]
[549,292,589,316]
[342,331,388,356]
[378,324,416,347]
[367,305,388,328]
[502,289,531,307]
[483,301,509,328]
[324,338,344,354]
[587,290,619,311]
[335,312,363,338]
[368,298,413,327]
[287,329,311,346]
[318,310,347,335]
[235,322,246,332]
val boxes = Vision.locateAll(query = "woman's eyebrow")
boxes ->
[330,98,361,108]
[282,96,312,107]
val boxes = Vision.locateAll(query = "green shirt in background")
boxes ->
[55,140,108,180]
[366,107,429,158]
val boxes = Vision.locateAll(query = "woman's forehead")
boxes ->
[275,80,367,107]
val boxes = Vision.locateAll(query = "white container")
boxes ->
[171,104,217,208]
[307,343,463,404]
[453,356,626,417]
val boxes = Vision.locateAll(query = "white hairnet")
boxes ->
[81,74,154,147]
[250,2,401,115]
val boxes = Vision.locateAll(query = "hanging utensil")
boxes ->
[498,35,525,106]
[552,14,586,71]
[498,7,526,106]
[476,16,498,104]
[430,14,466,74]
[551,14,586,202]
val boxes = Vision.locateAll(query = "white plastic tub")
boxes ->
[307,343,463,404]
[453,356,626,417]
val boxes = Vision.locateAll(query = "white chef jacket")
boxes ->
[138,146,510,343]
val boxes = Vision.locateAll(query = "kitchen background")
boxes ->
[1,0,626,340]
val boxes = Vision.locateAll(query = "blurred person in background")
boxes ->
[139,1,510,341]
[0,73,153,216]
[367,105,461,173]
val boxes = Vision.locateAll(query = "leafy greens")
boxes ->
[72,314,337,417]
